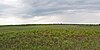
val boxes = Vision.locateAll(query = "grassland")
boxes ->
[0,24,100,50]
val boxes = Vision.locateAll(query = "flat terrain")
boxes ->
[0,24,100,50]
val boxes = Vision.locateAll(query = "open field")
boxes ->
[0,24,100,50]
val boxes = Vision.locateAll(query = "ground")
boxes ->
[0,25,100,50]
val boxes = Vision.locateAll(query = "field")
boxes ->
[0,24,100,50]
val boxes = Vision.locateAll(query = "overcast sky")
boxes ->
[0,0,100,25]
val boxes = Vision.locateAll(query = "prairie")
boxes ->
[0,24,100,50]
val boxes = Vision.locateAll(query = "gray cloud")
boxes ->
[1,0,100,16]
[0,0,100,24]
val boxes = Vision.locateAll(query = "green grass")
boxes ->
[0,25,100,50]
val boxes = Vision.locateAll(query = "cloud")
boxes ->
[1,12,100,25]
[0,15,68,25]
[0,16,24,25]
[0,0,100,25]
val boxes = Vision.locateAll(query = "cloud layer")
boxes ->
[0,0,100,25]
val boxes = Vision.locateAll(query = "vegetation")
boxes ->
[0,24,100,50]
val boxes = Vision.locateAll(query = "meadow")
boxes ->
[0,24,100,50]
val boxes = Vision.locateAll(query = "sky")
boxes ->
[0,0,100,25]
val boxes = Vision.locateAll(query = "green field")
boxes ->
[0,24,100,50]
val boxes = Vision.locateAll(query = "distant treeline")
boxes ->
[0,24,100,27]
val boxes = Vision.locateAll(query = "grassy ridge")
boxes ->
[0,25,100,50]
